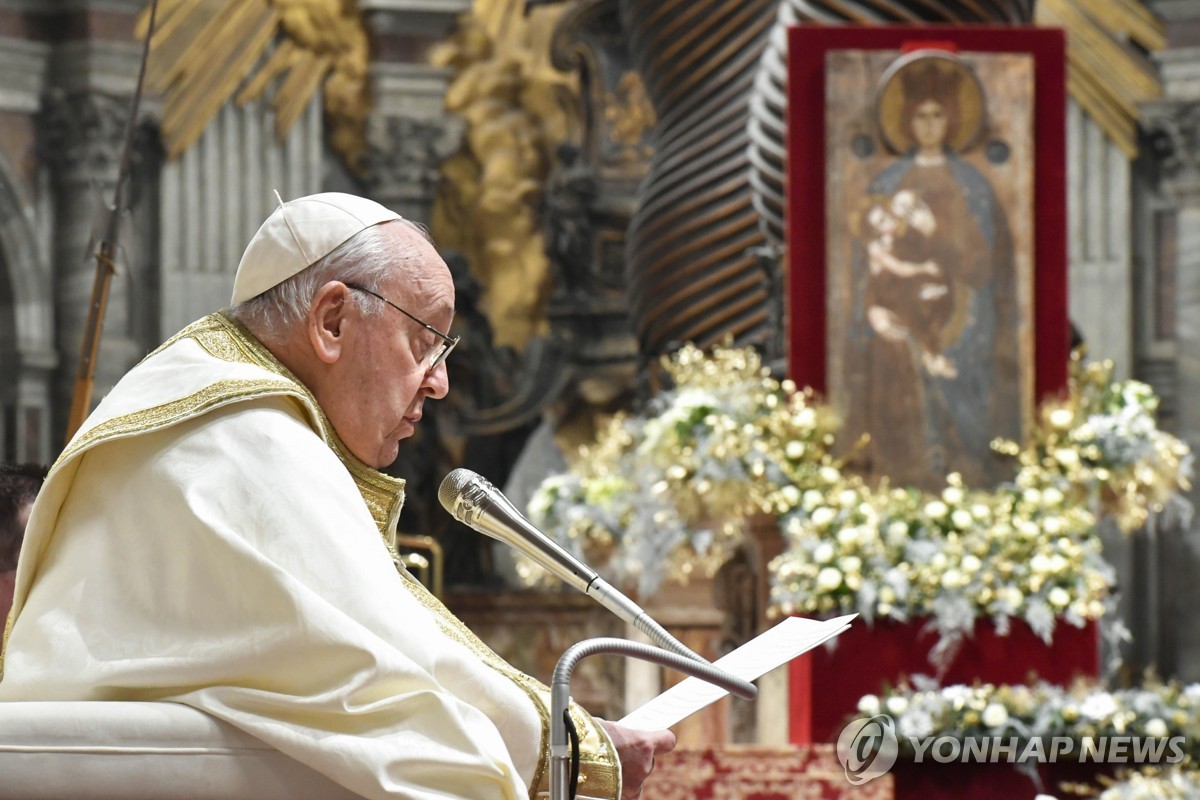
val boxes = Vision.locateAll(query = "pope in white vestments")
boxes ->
[0,193,656,799]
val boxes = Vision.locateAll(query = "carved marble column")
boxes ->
[1139,94,1200,682]
[40,88,144,436]
[0,29,54,464]
[360,0,465,223]
[363,106,462,224]
[1067,100,1134,377]
[156,95,322,338]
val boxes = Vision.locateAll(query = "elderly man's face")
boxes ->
[320,223,454,469]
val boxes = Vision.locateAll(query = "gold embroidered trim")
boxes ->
[57,378,301,468]
[394,568,620,799]
[394,568,551,796]
[0,600,13,678]
[2,377,305,681]
[7,314,406,678]
[185,313,406,541]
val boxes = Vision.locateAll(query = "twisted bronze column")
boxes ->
[620,0,782,367]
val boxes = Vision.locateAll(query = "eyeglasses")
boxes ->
[345,283,460,372]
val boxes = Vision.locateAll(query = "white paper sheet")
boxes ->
[617,614,856,731]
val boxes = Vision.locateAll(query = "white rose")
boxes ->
[1043,487,1065,506]
[786,441,806,460]
[942,486,964,505]
[780,485,801,507]
[817,567,843,591]
[1022,488,1043,505]
[811,507,837,527]
[885,695,909,715]
[858,694,881,716]
[839,489,859,508]
[982,703,1009,728]
[940,569,965,590]
[1048,587,1071,608]
[1049,407,1073,428]
[1002,587,1024,607]
[924,500,949,518]
[837,526,860,546]
[1054,448,1079,468]
[813,542,835,564]
[1080,693,1117,721]
[1145,718,1169,738]
[961,555,982,573]
[951,509,974,529]
[802,489,823,511]
[842,555,862,573]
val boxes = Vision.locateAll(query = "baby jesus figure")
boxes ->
[856,190,957,378]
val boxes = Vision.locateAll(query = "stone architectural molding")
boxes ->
[0,36,48,114]
[363,113,464,218]
[1142,100,1200,203]
[0,150,54,464]
[1067,100,1133,377]
[38,89,131,186]
[157,95,323,338]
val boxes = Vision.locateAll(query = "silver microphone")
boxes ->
[438,467,597,594]
[438,468,726,668]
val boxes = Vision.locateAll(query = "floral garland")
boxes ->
[523,345,1193,653]
[1093,766,1200,799]
[524,345,842,595]
[859,680,1200,798]
[859,680,1200,753]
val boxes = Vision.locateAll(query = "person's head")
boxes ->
[890,190,936,237]
[866,204,897,236]
[909,98,953,151]
[898,60,962,153]
[230,194,456,469]
[1,463,47,573]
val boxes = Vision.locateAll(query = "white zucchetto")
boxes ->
[231,192,401,305]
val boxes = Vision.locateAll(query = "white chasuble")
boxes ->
[0,313,620,800]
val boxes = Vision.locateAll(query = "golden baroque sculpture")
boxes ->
[137,0,369,170]
[430,3,579,351]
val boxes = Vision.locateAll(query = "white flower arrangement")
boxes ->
[862,679,1200,759]
[523,344,840,595]
[523,345,1193,656]
[768,469,1116,665]
[1096,767,1200,799]
[769,357,1191,661]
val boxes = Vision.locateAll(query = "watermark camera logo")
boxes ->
[836,714,899,785]
[835,713,1189,785]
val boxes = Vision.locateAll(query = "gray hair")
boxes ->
[230,219,433,343]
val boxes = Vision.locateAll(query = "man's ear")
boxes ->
[307,281,351,364]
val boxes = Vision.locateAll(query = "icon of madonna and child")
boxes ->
[827,50,1034,491]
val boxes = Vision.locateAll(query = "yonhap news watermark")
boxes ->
[836,714,1189,785]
